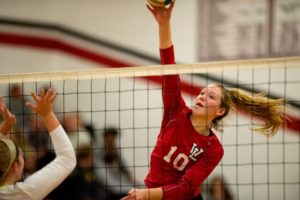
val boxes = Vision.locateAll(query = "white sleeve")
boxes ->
[16,125,76,200]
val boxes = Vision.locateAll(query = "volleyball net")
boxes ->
[0,56,299,200]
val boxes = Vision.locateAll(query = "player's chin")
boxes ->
[192,107,206,116]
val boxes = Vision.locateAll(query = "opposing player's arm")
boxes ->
[21,89,76,200]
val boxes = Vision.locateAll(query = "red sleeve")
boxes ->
[162,142,224,200]
[160,45,175,65]
[160,46,186,129]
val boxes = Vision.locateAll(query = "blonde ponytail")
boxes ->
[210,84,286,136]
[228,88,286,136]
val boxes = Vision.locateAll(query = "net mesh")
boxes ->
[0,57,299,200]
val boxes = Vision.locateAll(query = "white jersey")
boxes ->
[0,125,76,200]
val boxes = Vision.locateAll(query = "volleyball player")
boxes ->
[0,89,76,200]
[122,2,285,200]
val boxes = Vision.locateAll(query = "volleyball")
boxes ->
[147,0,174,7]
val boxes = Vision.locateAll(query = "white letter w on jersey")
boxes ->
[189,143,203,161]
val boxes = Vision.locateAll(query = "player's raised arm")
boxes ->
[147,1,174,49]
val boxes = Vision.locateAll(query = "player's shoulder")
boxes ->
[208,129,224,153]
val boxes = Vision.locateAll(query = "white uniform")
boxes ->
[0,125,76,200]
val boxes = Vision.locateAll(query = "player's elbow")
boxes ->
[60,149,77,172]
[69,150,77,170]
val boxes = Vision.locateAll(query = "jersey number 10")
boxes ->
[163,144,204,171]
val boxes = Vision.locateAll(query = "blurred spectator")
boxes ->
[43,113,107,200]
[28,115,54,170]
[94,127,136,200]
[23,144,38,178]
[71,146,108,199]
[7,84,32,133]
[63,113,92,151]
[48,145,110,200]
[207,175,233,200]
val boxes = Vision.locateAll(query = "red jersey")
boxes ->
[144,46,224,200]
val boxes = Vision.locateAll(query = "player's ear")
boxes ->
[216,108,225,117]
[11,161,19,173]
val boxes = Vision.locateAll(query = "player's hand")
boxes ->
[0,97,17,127]
[26,88,57,118]
[146,1,175,26]
[0,97,16,135]
[121,188,147,200]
